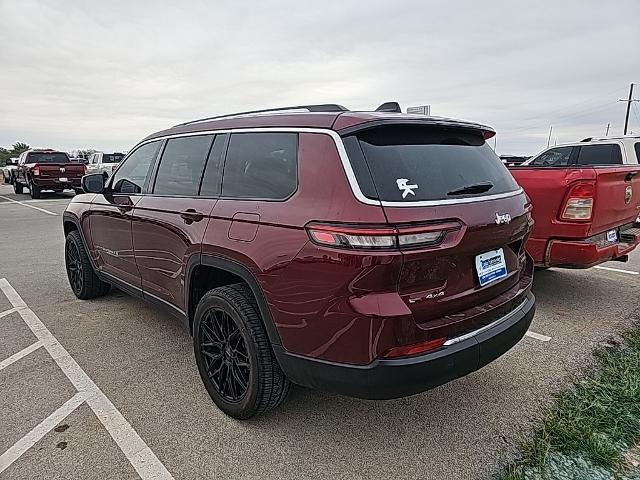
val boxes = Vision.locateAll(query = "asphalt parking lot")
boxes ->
[1,183,639,480]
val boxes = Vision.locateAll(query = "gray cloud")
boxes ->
[0,0,638,154]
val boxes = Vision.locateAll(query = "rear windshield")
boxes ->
[26,152,69,163]
[103,153,124,163]
[343,126,520,202]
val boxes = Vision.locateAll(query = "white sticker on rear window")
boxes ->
[396,178,418,199]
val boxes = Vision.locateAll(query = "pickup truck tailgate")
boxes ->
[589,167,640,235]
[36,163,85,180]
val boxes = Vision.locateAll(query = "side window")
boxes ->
[531,146,573,167]
[222,133,298,200]
[152,135,213,196]
[576,144,623,166]
[634,142,640,163]
[200,134,228,196]
[111,141,160,194]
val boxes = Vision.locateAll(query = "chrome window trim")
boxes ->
[125,127,523,208]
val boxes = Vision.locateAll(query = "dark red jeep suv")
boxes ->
[63,103,536,418]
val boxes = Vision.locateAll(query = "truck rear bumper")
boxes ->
[32,179,82,189]
[274,292,535,400]
[529,226,640,269]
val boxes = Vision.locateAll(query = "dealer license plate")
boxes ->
[475,248,508,287]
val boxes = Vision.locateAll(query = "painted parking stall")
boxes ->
[0,278,174,479]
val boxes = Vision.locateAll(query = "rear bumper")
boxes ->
[31,178,82,188]
[531,228,640,268]
[274,292,535,399]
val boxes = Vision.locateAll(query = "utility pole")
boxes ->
[547,126,553,148]
[605,123,610,136]
[619,83,639,135]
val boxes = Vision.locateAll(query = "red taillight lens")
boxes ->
[32,166,40,176]
[381,337,447,359]
[306,222,460,250]
[561,182,595,221]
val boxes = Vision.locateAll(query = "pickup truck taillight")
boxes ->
[32,166,40,176]
[561,182,595,221]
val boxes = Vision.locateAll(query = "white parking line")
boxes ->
[0,341,43,371]
[594,265,640,276]
[0,196,58,216]
[0,278,174,480]
[0,307,18,318]
[0,392,87,473]
[525,330,551,342]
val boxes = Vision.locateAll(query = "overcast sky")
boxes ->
[1,0,638,155]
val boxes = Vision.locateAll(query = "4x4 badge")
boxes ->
[495,212,511,225]
[625,186,632,205]
[396,178,418,198]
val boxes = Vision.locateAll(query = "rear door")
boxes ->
[342,125,530,328]
[89,141,161,288]
[131,134,224,313]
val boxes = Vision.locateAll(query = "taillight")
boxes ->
[32,166,40,176]
[306,221,460,250]
[561,182,595,221]
[381,337,447,359]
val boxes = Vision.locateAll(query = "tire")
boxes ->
[13,181,23,194]
[29,181,41,199]
[3,175,8,184]
[193,283,291,419]
[65,230,110,299]
[74,188,84,195]
[535,266,550,271]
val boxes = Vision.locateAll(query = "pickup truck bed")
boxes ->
[509,165,640,268]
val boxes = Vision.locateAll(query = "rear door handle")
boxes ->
[625,171,638,182]
[180,209,204,223]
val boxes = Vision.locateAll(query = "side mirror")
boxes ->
[81,173,105,193]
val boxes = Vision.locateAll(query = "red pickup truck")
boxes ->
[509,137,640,268]
[13,149,86,199]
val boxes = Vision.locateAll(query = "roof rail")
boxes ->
[174,104,349,127]
[581,137,593,142]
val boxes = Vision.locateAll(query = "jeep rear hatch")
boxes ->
[342,124,531,337]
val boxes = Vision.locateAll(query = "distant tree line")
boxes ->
[0,142,30,166]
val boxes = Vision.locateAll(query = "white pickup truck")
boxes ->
[85,152,125,177]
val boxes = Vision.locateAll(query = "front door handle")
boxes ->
[625,171,638,182]
[180,209,204,223]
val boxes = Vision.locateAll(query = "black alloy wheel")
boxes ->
[193,284,291,419]
[66,239,84,295]
[64,230,110,299]
[199,308,250,402]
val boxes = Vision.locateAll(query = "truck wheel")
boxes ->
[3,175,8,184]
[29,182,41,199]
[193,283,291,419]
[13,181,23,194]
[74,188,84,195]
[65,230,110,299]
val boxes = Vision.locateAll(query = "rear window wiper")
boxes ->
[447,182,494,196]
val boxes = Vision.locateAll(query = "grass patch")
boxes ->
[498,323,640,479]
